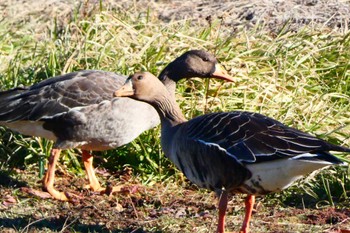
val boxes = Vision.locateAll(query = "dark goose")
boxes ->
[115,72,348,233]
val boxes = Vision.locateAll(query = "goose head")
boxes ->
[115,72,166,103]
[158,50,234,83]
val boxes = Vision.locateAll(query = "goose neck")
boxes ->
[151,93,187,128]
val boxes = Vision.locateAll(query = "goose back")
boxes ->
[184,111,348,163]
[0,70,127,122]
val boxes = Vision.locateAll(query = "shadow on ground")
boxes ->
[0,170,27,188]
[0,216,161,233]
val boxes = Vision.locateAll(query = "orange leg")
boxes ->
[240,195,255,233]
[42,149,123,201]
[42,148,69,201]
[82,150,124,195]
[217,190,228,233]
[82,150,103,192]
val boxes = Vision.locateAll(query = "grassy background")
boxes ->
[0,1,350,230]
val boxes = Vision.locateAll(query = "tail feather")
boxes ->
[0,86,28,101]
[292,152,347,166]
[325,143,350,165]
[0,86,39,122]
[0,87,28,121]
[327,143,350,153]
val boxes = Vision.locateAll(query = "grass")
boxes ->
[0,1,350,232]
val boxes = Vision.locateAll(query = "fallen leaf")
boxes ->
[20,187,52,199]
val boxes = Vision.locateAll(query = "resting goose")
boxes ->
[0,50,234,201]
[115,72,349,233]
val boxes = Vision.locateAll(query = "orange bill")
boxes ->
[212,64,235,82]
[114,79,134,97]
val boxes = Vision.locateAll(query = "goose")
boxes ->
[0,50,234,201]
[114,72,349,233]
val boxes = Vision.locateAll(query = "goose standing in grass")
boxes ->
[0,50,234,201]
[115,72,349,233]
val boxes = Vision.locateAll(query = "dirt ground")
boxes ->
[1,0,350,32]
[1,167,349,232]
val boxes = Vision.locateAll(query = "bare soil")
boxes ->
[1,0,350,33]
[1,167,349,232]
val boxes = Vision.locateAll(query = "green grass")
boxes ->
[0,0,350,216]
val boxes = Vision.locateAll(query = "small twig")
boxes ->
[129,195,139,219]
[20,217,51,233]
[59,216,79,233]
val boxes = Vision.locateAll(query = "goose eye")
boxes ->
[137,75,143,80]
[202,57,209,62]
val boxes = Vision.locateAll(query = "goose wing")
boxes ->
[0,70,126,121]
[186,111,348,163]
[172,135,251,191]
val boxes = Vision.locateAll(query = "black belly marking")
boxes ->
[247,178,272,195]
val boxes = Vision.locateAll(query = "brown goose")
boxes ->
[115,72,349,233]
[0,50,234,201]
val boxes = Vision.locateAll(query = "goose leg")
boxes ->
[217,190,228,233]
[82,150,125,195]
[42,148,69,201]
[239,195,255,233]
[82,150,103,192]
